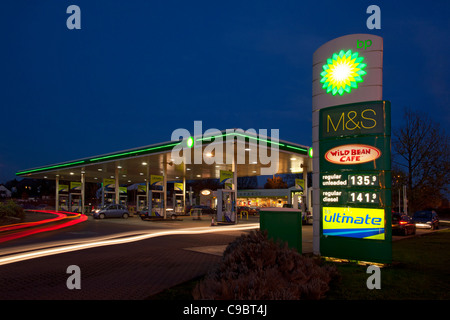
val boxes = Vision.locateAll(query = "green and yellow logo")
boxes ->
[320,50,367,96]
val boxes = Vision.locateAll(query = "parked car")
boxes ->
[93,204,130,219]
[392,212,416,236]
[188,205,216,215]
[139,206,177,220]
[412,210,439,230]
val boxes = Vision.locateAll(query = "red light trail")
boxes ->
[0,210,87,244]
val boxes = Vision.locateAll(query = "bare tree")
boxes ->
[264,176,287,189]
[393,108,450,213]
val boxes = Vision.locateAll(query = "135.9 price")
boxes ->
[348,191,379,204]
[348,174,379,186]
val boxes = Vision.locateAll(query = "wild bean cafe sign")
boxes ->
[324,144,381,164]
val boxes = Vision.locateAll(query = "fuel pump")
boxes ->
[173,193,184,213]
[69,193,82,212]
[119,187,128,206]
[136,195,147,211]
[136,185,147,211]
[104,191,115,205]
[69,182,82,212]
[216,189,237,223]
[59,194,69,211]
[150,190,164,217]
[58,184,69,211]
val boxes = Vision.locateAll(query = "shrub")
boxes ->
[0,204,6,219]
[193,230,338,300]
[0,200,25,221]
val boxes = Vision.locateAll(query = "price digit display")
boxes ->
[348,191,379,204]
[348,174,379,186]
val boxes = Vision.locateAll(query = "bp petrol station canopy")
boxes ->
[16,130,312,183]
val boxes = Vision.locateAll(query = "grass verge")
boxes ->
[325,229,450,300]
[147,229,450,300]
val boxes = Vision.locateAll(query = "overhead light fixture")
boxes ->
[98,168,102,171]
[70,172,74,175]
[201,189,211,196]
[142,162,147,165]
[139,172,144,175]
[117,166,122,169]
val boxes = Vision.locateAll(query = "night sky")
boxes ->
[1,0,449,183]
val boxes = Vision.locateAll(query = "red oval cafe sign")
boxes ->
[325,144,381,164]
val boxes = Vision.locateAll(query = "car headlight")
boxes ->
[95,209,100,213]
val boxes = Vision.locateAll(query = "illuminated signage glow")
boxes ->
[201,189,211,196]
[324,144,381,164]
[187,136,194,148]
[320,50,367,96]
[323,206,385,240]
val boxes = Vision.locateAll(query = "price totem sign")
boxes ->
[319,100,392,263]
[312,34,392,264]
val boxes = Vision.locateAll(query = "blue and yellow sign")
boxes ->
[150,175,163,187]
[323,207,385,240]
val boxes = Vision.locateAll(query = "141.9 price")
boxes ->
[349,191,379,204]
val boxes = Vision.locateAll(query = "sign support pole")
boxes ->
[55,175,59,211]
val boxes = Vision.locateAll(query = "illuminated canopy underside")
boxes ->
[16,130,312,183]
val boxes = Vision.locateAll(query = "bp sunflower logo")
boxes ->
[320,49,367,96]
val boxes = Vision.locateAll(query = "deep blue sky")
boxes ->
[1,0,449,183]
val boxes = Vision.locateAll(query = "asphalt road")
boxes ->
[0,214,445,300]
[0,215,260,300]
